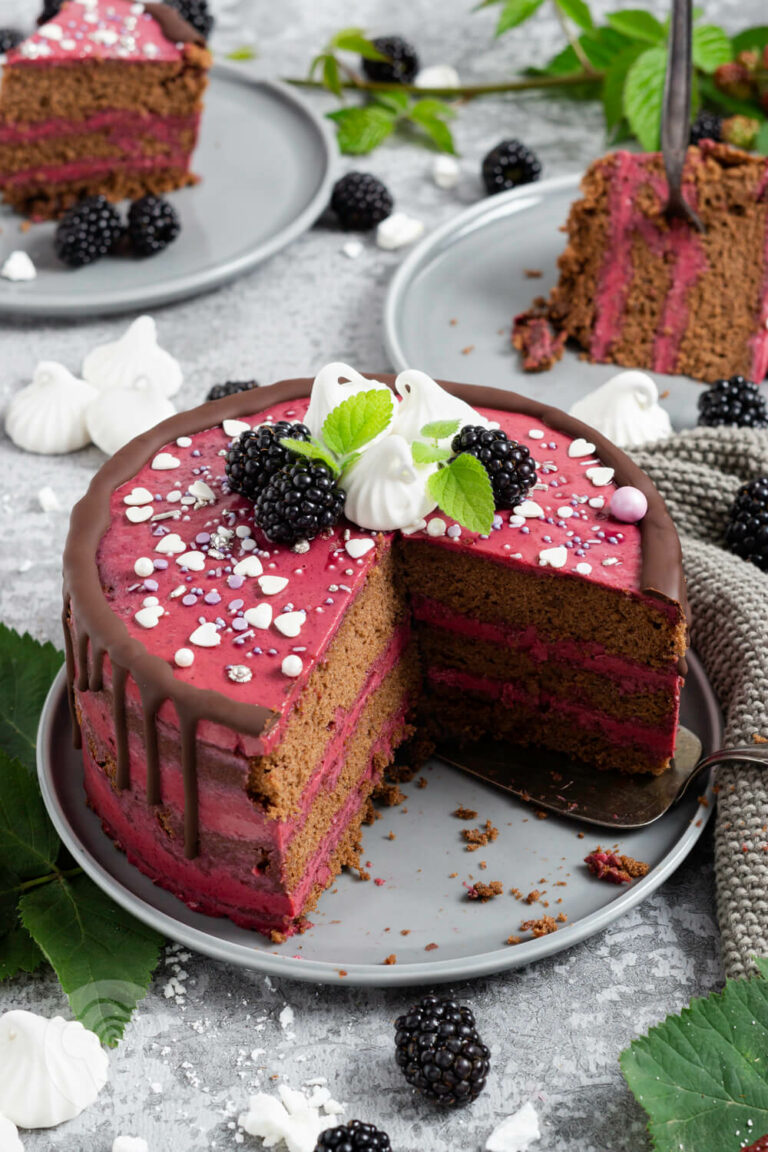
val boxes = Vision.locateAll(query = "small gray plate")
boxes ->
[384,175,723,430]
[0,64,335,317]
[37,652,720,985]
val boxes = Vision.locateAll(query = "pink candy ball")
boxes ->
[610,486,648,523]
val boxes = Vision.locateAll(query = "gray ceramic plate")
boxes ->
[0,64,334,317]
[384,175,723,431]
[37,654,720,986]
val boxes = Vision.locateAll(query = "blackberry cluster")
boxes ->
[54,196,123,268]
[481,140,542,195]
[314,1120,391,1151]
[206,380,259,402]
[330,172,393,231]
[127,195,180,257]
[0,28,23,53]
[225,422,311,500]
[254,459,345,545]
[690,110,723,145]
[165,0,214,38]
[38,1,63,21]
[697,375,768,429]
[725,477,768,571]
[451,425,537,508]
[361,35,419,84]
[394,995,490,1107]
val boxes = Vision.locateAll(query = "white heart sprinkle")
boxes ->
[156,532,186,555]
[258,575,289,595]
[233,556,264,577]
[557,506,574,518]
[189,622,221,647]
[244,604,272,629]
[539,545,568,569]
[39,21,63,40]
[282,654,303,678]
[176,436,192,448]
[274,611,306,639]
[514,500,545,519]
[151,452,180,471]
[588,497,605,510]
[174,648,194,667]
[188,479,216,504]
[345,538,375,558]
[126,505,153,524]
[569,438,596,458]
[123,486,153,506]
[528,429,545,440]
[142,596,159,607]
[508,514,526,528]
[176,550,206,572]
[135,605,163,628]
[575,562,592,575]
[586,466,615,487]
[223,419,251,437]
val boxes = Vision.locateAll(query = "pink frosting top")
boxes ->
[98,397,645,722]
[7,0,183,66]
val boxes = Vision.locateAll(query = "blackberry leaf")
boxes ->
[428,455,494,535]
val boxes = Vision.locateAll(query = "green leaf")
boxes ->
[20,874,163,1047]
[0,623,63,773]
[409,114,456,154]
[323,54,342,97]
[326,106,396,155]
[0,750,60,881]
[756,121,768,156]
[692,25,733,74]
[322,389,394,457]
[494,0,545,36]
[602,44,646,131]
[279,437,339,474]
[373,89,410,115]
[621,957,768,1152]
[731,26,768,55]
[0,864,20,927]
[623,45,667,151]
[538,25,634,78]
[554,0,593,32]
[427,455,495,535]
[0,920,45,981]
[226,45,256,61]
[409,98,457,121]
[412,442,452,465]
[331,28,387,60]
[420,419,461,440]
[606,9,664,44]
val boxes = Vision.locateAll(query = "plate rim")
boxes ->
[37,652,720,986]
[0,64,336,318]
[383,173,582,374]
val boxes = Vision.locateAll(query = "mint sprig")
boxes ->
[281,388,394,478]
[420,419,461,441]
[427,454,495,536]
[412,442,452,465]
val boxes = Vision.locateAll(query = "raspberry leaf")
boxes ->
[326,106,396,155]
[0,623,63,772]
[412,442,452,465]
[420,419,461,440]
[606,9,664,43]
[0,750,60,881]
[623,45,667,151]
[322,389,394,456]
[330,28,388,60]
[554,0,593,32]
[427,454,494,535]
[280,437,339,475]
[692,24,733,73]
[0,921,45,981]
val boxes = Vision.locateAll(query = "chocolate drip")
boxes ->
[144,2,207,46]
[177,706,199,858]
[112,663,130,790]
[89,646,105,693]
[61,601,81,750]
[76,631,89,693]
[139,686,162,807]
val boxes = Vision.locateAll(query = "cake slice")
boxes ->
[0,0,211,219]
[514,143,768,383]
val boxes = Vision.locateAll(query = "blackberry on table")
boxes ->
[481,140,542,195]
[0,28,23,53]
[314,1120,391,1151]
[690,110,723,145]
[725,477,768,571]
[330,172,393,231]
[206,380,259,402]
[54,195,123,268]
[165,0,214,38]
[225,422,311,501]
[452,425,537,509]
[394,994,490,1107]
[361,35,419,84]
[127,195,180,257]
[254,459,345,545]
[697,375,768,429]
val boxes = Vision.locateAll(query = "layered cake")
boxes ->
[62,368,687,938]
[0,0,210,219]
[515,143,768,383]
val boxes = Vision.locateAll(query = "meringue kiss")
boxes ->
[5,361,97,455]
[82,315,182,397]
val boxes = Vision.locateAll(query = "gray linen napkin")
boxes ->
[632,427,768,978]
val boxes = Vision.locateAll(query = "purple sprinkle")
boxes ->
[143,579,159,592]
[154,494,163,501]
[192,449,201,457]
[521,526,530,535]
[576,548,586,556]
[447,525,461,539]
[325,597,334,605]
[232,618,248,631]
[196,532,211,545]
[182,594,197,606]
[607,536,618,545]
[252,647,262,655]
[204,590,221,605]
[267,648,278,656]
[228,599,244,611]
[228,575,245,589]
[543,535,552,543]
[215,617,225,626]
[153,558,168,570]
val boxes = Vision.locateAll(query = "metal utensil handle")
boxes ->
[661,0,698,224]
[694,745,768,773]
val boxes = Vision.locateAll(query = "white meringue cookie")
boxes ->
[391,368,490,445]
[569,370,672,449]
[86,383,176,456]
[5,361,97,454]
[112,1138,149,1152]
[0,1113,24,1152]
[0,1011,108,1129]
[303,362,389,439]
[82,315,182,397]
[1,250,36,281]
[343,433,437,531]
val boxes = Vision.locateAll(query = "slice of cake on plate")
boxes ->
[0,0,211,219]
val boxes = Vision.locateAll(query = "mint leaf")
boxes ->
[412,443,452,465]
[322,389,394,457]
[602,44,646,131]
[732,26,768,54]
[327,106,396,154]
[0,623,63,772]
[420,419,461,440]
[606,9,664,43]
[692,24,733,73]
[331,28,387,60]
[279,437,339,474]
[554,0,593,32]
[623,45,667,151]
[20,873,163,1047]
[427,455,494,535]
[0,920,44,981]
[492,0,545,36]
[0,750,60,881]
[621,957,768,1152]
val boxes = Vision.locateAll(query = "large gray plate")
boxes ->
[0,64,334,317]
[384,175,719,431]
[37,654,720,985]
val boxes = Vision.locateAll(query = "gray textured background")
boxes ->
[0,0,760,1148]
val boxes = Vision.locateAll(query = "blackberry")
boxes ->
[451,425,537,509]
[38,1,63,22]
[225,422,311,500]
[165,0,214,38]
[206,380,259,402]
[254,459,345,545]
[127,195,180,257]
[697,375,768,429]
[690,110,723,145]
[54,195,123,268]
[314,1120,391,1151]
[725,477,768,571]
[361,35,419,84]
[394,995,490,1107]
[330,172,393,231]
[481,139,541,195]
[0,29,23,53]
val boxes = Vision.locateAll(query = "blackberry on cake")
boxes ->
[37,0,63,20]
[54,195,123,267]
[330,173,393,231]
[451,425,537,508]
[314,1120,391,1151]
[725,477,768,570]
[254,458,345,545]
[206,380,259,402]
[698,375,768,428]
[225,422,311,499]
[394,995,490,1107]
[0,29,23,54]
[127,195,180,257]
[361,35,419,84]
[481,140,542,195]
[689,110,723,144]
[165,0,214,39]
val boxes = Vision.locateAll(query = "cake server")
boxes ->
[661,0,705,231]
[436,728,767,829]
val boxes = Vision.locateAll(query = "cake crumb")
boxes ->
[510,887,521,900]
[386,832,396,840]
[425,942,438,951]
[520,915,558,937]
[524,890,541,904]
[584,848,649,884]
[556,912,568,923]
[753,733,768,744]
[375,783,406,807]
[478,861,487,870]
[453,806,478,820]
[269,930,287,945]
[465,880,504,902]
[448,872,458,879]
[400,929,410,936]
[416,776,428,789]
[505,935,521,946]
[461,345,475,355]
[462,820,499,851]
[449,318,458,326]
[535,809,548,820]
[524,268,543,278]
[383,954,397,965]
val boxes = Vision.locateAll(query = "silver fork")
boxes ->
[661,0,705,232]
